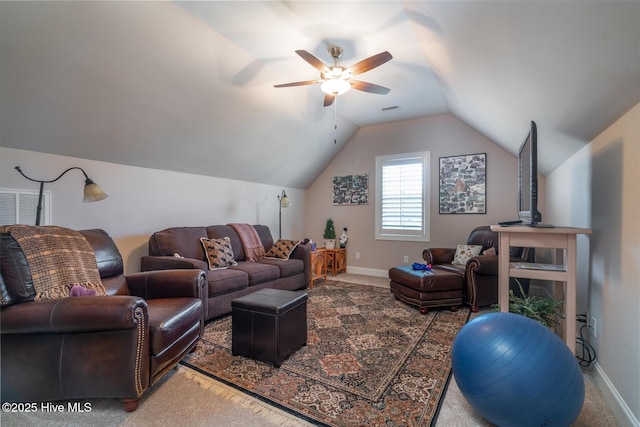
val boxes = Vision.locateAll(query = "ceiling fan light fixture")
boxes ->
[321,78,351,96]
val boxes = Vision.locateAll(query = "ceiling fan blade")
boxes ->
[346,51,393,76]
[295,50,330,73]
[350,80,391,95]
[324,94,335,107]
[274,80,320,88]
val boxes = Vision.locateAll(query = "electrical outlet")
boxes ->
[355,252,360,260]
[403,255,409,263]
[590,316,597,338]
[585,310,590,328]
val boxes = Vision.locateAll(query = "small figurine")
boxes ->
[339,227,348,248]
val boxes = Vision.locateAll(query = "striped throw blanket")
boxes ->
[4,225,106,300]
[228,223,265,262]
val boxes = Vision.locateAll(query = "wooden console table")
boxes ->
[490,225,592,355]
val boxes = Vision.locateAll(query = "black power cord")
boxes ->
[576,314,597,367]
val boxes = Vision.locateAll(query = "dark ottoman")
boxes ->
[389,265,464,314]
[231,288,308,367]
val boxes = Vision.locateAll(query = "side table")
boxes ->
[309,248,327,288]
[325,248,347,276]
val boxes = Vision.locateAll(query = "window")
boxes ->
[0,189,51,226]
[375,152,430,241]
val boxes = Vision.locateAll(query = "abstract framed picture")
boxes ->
[439,153,486,214]
[332,174,368,205]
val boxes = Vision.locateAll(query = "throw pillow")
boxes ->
[200,237,238,270]
[452,244,483,265]
[265,239,300,260]
[482,247,496,256]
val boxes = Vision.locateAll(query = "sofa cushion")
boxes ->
[150,227,207,260]
[0,233,36,307]
[80,229,124,278]
[265,239,300,260]
[257,258,304,279]
[206,225,245,261]
[200,237,238,270]
[231,262,280,286]
[146,297,202,356]
[207,268,249,296]
[434,263,466,276]
[253,225,274,252]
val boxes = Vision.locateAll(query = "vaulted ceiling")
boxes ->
[1,1,639,189]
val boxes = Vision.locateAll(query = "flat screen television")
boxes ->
[518,121,543,226]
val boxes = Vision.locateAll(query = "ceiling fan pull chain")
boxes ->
[334,97,338,144]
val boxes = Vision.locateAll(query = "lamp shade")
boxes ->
[280,195,290,208]
[83,179,108,202]
[321,78,351,96]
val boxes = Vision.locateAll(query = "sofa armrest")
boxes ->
[0,296,147,335]
[422,248,456,265]
[141,255,208,272]
[290,244,311,284]
[126,269,207,300]
[466,255,498,276]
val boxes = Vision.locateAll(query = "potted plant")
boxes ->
[323,218,336,249]
[493,280,564,331]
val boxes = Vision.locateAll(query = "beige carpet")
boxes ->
[0,274,620,427]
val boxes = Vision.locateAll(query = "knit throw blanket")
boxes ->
[4,225,106,300]
[228,223,265,262]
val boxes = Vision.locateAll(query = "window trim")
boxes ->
[375,151,430,242]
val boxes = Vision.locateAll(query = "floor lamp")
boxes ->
[277,190,290,239]
[15,166,109,225]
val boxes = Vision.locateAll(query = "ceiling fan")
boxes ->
[274,46,393,107]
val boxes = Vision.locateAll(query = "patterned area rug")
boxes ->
[182,280,470,426]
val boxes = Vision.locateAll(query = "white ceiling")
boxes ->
[1,1,639,189]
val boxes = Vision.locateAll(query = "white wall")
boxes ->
[546,102,640,426]
[305,113,545,276]
[546,144,592,310]
[1,147,306,273]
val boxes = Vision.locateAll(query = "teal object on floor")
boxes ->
[451,312,585,427]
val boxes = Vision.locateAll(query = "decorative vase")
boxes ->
[324,239,335,250]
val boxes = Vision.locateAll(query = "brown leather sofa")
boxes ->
[141,224,310,320]
[1,228,206,412]
[422,226,533,312]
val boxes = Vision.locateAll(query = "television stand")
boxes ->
[490,225,592,354]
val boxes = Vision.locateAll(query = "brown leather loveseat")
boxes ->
[141,224,310,320]
[1,227,206,412]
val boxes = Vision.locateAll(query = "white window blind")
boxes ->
[0,189,51,226]
[375,152,430,241]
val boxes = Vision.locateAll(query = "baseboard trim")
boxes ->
[346,266,389,278]
[592,361,639,427]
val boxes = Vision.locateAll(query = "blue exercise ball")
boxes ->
[452,312,584,427]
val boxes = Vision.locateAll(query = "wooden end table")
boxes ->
[325,247,347,276]
[309,248,327,288]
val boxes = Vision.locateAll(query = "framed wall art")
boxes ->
[332,174,368,205]
[439,153,486,214]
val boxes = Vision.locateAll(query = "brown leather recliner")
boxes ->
[0,228,206,412]
[422,226,533,312]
